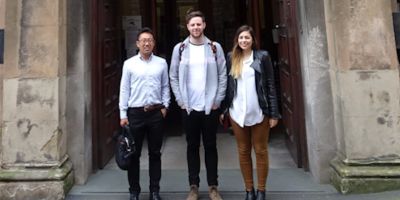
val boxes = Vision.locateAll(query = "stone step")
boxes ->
[67,190,400,200]
[66,169,400,200]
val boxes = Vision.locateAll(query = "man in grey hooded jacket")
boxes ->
[169,9,227,200]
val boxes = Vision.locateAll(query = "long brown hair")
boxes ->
[230,25,258,79]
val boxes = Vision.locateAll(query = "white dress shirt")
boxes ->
[119,53,170,119]
[229,51,264,127]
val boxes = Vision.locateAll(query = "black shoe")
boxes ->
[149,192,162,200]
[256,190,265,200]
[130,191,139,200]
[245,188,256,200]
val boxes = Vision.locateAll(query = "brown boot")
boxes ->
[186,185,199,200]
[209,185,223,200]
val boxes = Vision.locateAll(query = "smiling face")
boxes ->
[136,32,155,58]
[187,16,206,39]
[237,31,253,52]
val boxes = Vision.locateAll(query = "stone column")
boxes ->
[66,0,92,185]
[325,0,400,194]
[0,0,73,199]
[297,0,336,183]
[0,0,5,125]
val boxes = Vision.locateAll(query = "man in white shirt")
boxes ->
[119,27,170,200]
[169,10,227,200]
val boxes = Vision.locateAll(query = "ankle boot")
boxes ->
[245,188,256,200]
[255,190,265,200]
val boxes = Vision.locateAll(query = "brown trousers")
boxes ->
[230,117,270,191]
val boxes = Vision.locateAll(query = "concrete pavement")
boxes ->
[66,133,400,200]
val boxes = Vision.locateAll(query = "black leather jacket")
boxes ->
[221,50,281,119]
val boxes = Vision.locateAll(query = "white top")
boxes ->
[119,53,170,119]
[229,51,264,127]
[187,43,206,111]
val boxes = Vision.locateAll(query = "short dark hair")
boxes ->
[136,27,155,40]
[185,9,205,24]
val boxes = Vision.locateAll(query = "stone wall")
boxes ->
[0,0,72,199]
[66,0,92,185]
[297,0,336,183]
[326,0,400,193]
[0,0,4,27]
[2,0,68,165]
[0,0,4,168]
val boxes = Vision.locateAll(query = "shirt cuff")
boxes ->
[163,103,169,109]
[120,110,127,119]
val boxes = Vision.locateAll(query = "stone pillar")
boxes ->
[0,0,5,125]
[325,0,400,194]
[0,0,73,199]
[297,0,336,183]
[0,0,4,28]
[66,0,92,185]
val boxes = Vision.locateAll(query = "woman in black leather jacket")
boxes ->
[220,25,280,200]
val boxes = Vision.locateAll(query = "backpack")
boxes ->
[178,41,218,62]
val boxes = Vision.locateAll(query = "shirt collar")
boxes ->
[139,53,153,62]
[243,50,254,64]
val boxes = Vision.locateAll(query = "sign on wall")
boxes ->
[0,29,3,64]
[122,16,142,58]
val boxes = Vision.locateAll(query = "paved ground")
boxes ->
[104,131,296,170]
[66,132,400,200]
[67,191,400,200]
[66,168,400,200]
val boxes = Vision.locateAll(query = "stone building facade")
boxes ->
[0,0,400,199]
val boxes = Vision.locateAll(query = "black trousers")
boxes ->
[127,108,165,193]
[182,109,219,186]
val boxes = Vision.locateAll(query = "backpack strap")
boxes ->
[178,42,185,61]
[208,41,217,62]
[179,40,218,62]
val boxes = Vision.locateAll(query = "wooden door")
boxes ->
[275,0,308,169]
[91,0,121,169]
[248,0,261,48]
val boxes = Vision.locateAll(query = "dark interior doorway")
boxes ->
[91,0,308,170]
[147,0,248,135]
